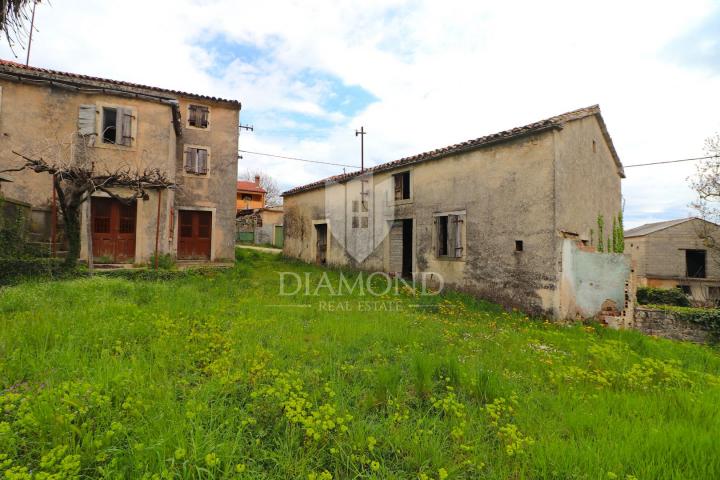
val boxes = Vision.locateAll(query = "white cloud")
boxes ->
[3,0,720,219]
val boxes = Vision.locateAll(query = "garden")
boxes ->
[0,249,719,479]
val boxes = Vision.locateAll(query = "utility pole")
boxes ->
[25,1,39,67]
[355,126,366,172]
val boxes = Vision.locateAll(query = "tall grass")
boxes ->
[0,249,718,479]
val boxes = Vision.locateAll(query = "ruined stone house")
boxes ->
[625,217,720,304]
[282,105,630,318]
[0,60,240,262]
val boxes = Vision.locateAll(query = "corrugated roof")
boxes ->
[623,217,699,237]
[237,180,266,194]
[0,59,241,107]
[283,105,624,196]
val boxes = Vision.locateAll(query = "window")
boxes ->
[436,214,463,258]
[515,240,524,252]
[592,139,597,153]
[393,171,410,201]
[677,284,691,295]
[185,147,209,175]
[101,107,133,146]
[188,104,209,128]
[686,249,706,278]
[352,216,368,229]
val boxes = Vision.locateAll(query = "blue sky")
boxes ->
[2,0,720,228]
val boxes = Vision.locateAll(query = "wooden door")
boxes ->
[178,210,212,259]
[91,197,136,263]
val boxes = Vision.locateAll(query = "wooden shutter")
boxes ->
[197,149,208,174]
[447,215,458,258]
[118,108,133,146]
[394,174,402,200]
[188,105,198,126]
[199,107,209,128]
[185,148,197,173]
[454,215,463,257]
[78,104,97,137]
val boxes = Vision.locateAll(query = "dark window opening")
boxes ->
[592,139,597,153]
[436,214,463,258]
[686,249,706,278]
[515,240,524,252]
[437,216,448,256]
[102,107,117,144]
[677,284,691,295]
[402,219,413,277]
[393,171,410,200]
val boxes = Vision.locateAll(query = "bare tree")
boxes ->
[689,133,720,266]
[1,0,36,49]
[1,135,175,269]
[240,169,282,207]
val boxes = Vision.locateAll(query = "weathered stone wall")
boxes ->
[633,307,713,343]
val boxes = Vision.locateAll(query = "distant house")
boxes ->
[282,105,630,318]
[237,176,266,213]
[236,207,284,247]
[625,217,720,303]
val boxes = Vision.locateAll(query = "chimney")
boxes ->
[254,175,261,186]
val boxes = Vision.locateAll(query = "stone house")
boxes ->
[624,217,720,303]
[0,60,240,263]
[237,176,266,213]
[236,207,284,246]
[282,105,630,318]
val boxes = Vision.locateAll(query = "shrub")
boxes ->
[147,253,176,270]
[647,304,720,337]
[636,287,690,307]
[0,258,72,286]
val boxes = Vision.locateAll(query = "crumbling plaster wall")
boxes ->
[559,239,630,319]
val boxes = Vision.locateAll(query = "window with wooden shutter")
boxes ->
[188,104,210,128]
[185,147,209,175]
[435,212,465,259]
[393,171,411,200]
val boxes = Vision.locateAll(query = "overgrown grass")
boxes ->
[1,249,719,479]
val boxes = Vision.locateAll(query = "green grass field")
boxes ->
[1,249,719,479]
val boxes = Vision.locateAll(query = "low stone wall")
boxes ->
[633,307,713,343]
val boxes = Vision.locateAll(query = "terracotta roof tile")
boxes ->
[237,180,266,193]
[0,59,241,106]
[283,105,624,196]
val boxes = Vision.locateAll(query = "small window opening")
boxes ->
[686,249,706,278]
[592,140,597,153]
[515,240,524,252]
[393,171,411,200]
[102,107,117,144]
[677,284,691,295]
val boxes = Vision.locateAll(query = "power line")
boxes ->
[625,155,719,168]
[238,149,361,169]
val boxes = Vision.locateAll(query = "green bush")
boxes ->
[147,253,176,270]
[97,267,221,281]
[637,287,690,307]
[0,258,73,286]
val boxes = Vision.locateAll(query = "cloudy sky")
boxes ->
[3,0,719,227]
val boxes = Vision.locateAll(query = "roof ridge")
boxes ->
[0,59,241,106]
[283,104,617,196]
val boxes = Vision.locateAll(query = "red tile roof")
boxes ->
[283,105,624,196]
[0,59,241,107]
[237,180,266,194]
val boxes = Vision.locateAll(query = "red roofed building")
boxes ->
[237,176,266,212]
